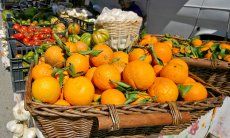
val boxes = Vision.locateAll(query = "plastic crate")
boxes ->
[8,39,36,93]
[59,17,94,33]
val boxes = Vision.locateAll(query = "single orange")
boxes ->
[93,64,121,91]
[63,76,95,105]
[139,36,158,46]
[65,41,78,53]
[112,51,129,64]
[153,65,163,76]
[184,77,196,84]
[32,77,61,104]
[54,91,70,106]
[163,40,173,49]
[32,63,53,80]
[148,77,178,103]
[91,44,113,67]
[181,82,208,101]
[123,60,156,90]
[160,58,188,84]
[44,46,65,68]
[153,42,172,64]
[66,53,89,74]
[75,41,88,52]
[101,89,126,105]
[129,48,152,63]
[192,39,202,47]
[85,67,97,81]
[201,41,214,52]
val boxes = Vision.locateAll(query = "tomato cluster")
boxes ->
[12,24,55,46]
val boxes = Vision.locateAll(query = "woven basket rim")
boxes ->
[96,17,143,24]
[153,34,230,70]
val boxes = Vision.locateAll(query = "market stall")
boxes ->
[0,1,229,138]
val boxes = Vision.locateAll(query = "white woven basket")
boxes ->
[97,17,143,50]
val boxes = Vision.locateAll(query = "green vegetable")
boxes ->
[2,10,14,21]
[23,7,37,19]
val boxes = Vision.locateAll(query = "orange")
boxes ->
[32,77,61,104]
[129,48,152,63]
[148,77,178,103]
[201,41,214,52]
[65,42,77,53]
[32,63,53,80]
[93,64,121,91]
[112,51,129,64]
[54,91,70,106]
[63,76,95,105]
[93,93,101,102]
[160,58,188,84]
[111,61,127,74]
[184,77,196,84]
[139,36,158,46]
[181,82,208,101]
[172,48,180,54]
[220,43,230,50]
[224,55,230,62]
[75,41,88,52]
[123,60,156,90]
[192,39,202,47]
[153,65,163,76]
[85,67,97,81]
[38,56,45,64]
[163,40,173,49]
[44,46,65,68]
[153,42,172,64]
[101,89,126,105]
[66,53,89,74]
[204,50,212,59]
[91,44,113,67]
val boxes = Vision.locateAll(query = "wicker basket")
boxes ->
[96,18,142,51]
[25,63,226,137]
[154,35,230,94]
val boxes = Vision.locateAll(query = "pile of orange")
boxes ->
[31,33,208,106]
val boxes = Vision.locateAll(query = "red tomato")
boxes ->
[38,33,45,39]
[27,41,34,46]
[12,33,25,40]
[13,24,21,31]
[32,35,39,41]
[23,37,30,44]
[27,27,35,33]
[19,26,28,33]
[34,40,42,46]
[40,27,52,34]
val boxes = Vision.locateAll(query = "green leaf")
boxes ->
[32,97,42,103]
[178,84,192,98]
[34,52,39,65]
[139,55,147,61]
[69,63,77,77]
[125,92,138,104]
[90,50,103,57]
[219,48,226,57]
[210,43,219,52]
[58,72,64,87]
[138,98,151,104]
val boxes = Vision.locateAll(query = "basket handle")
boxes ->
[168,102,182,125]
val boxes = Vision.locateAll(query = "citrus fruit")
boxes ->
[180,82,208,101]
[160,58,188,84]
[123,60,156,90]
[44,46,65,68]
[75,41,88,52]
[129,48,152,63]
[91,44,113,67]
[32,63,53,80]
[101,89,126,105]
[66,53,89,74]
[63,76,95,105]
[85,67,97,81]
[153,42,172,64]
[112,51,129,64]
[139,35,158,46]
[65,41,77,53]
[148,77,178,103]
[153,65,163,76]
[32,77,61,104]
[192,39,202,47]
[93,64,121,91]
[184,77,196,84]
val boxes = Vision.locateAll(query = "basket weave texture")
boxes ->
[25,64,225,137]
[96,18,142,50]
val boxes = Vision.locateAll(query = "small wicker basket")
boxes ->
[25,64,225,137]
[96,17,143,50]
